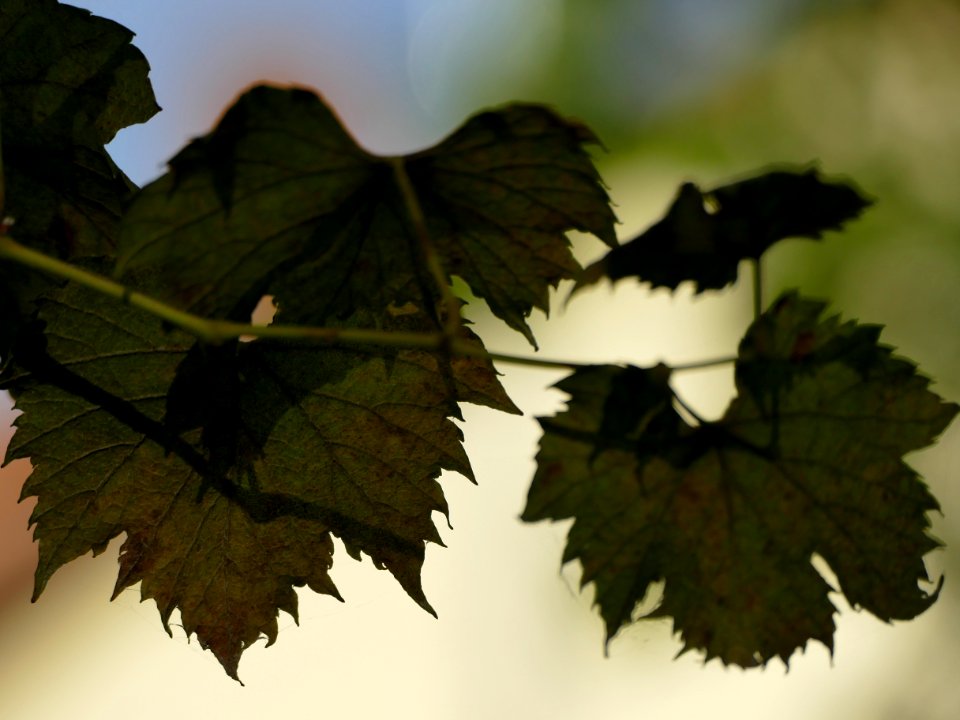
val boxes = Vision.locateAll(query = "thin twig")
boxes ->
[0,234,739,375]
[0,234,440,347]
[670,355,736,372]
[0,234,586,369]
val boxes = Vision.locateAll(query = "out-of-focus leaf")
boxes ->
[575,167,871,295]
[524,292,955,666]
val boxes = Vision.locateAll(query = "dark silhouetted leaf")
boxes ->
[575,167,871,294]
[2,278,517,680]
[0,0,159,359]
[0,3,952,681]
[116,85,617,345]
[0,0,158,257]
[524,293,955,666]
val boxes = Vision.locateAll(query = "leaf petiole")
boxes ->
[671,388,706,425]
[670,356,736,372]
[390,157,462,340]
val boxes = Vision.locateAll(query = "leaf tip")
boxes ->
[568,258,609,301]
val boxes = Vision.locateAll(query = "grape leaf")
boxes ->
[2,277,517,680]
[0,0,159,357]
[574,167,871,295]
[523,292,956,666]
[115,85,617,345]
[0,2,950,682]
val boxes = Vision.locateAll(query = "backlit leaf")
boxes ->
[2,278,516,680]
[575,167,871,295]
[524,293,955,666]
[0,5,952,681]
[116,85,617,345]
[0,0,159,357]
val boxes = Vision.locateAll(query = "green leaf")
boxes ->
[0,8,948,681]
[2,278,517,680]
[524,292,955,666]
[0,0,159,358]
[116,85,617,345]
[575,167,871,295]
[0,0,158,255]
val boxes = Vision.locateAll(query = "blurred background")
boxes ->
[2,0,960,717]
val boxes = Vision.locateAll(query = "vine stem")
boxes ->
[671,355,737,372]
[0,234,736,374]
